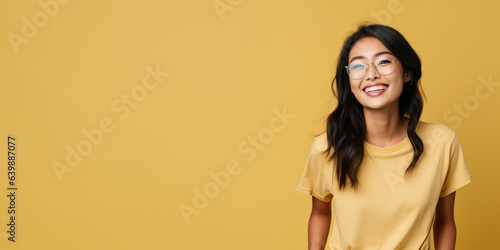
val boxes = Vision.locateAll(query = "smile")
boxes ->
[363,85,388,94]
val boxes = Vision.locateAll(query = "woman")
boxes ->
[296,24,472,250]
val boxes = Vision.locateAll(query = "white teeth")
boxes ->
[364,85,388,93]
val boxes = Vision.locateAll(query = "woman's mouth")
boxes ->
[363,84,388,96]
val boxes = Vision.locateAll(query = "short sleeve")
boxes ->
[440,133,472,197]
[296,138,333,202]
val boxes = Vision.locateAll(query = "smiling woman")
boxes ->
[296,24,472,250]
[347,37,410,112]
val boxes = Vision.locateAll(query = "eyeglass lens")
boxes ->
[347,59,396,79]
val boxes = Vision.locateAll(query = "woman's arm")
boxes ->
[433,191,457,250]
[308,196,332,250]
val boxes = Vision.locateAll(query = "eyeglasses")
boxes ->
[345,59,399,80]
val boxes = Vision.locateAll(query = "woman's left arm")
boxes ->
[433,191,457,250]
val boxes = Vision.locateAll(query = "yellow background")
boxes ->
[1,0,499,249]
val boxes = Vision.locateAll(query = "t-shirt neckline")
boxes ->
[364,136,410,154]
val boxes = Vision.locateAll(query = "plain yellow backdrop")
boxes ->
[1,0,499,249]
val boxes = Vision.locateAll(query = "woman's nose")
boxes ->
[365,63,381,80]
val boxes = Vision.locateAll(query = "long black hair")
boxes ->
[323,24,424,191]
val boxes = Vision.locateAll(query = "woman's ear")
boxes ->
[404,71,411,83]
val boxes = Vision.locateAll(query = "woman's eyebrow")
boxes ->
[349,51,394,63]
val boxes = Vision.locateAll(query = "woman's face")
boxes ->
[347,37,410,112]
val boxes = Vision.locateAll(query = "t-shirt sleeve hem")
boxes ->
[440,175,472,198]
[296,185,332,202]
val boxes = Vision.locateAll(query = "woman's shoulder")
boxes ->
[416,121,458,142]
[311,132,329,153]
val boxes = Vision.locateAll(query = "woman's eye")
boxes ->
[351,64,364,70]
[377,60,391,66]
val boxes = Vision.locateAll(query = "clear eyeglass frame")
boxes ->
[345,60,399,80]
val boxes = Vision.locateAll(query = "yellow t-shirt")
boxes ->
[296,121,472,250]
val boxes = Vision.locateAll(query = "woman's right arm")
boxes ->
[308,196,332,250]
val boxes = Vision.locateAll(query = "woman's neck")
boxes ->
[363,107,409,147]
